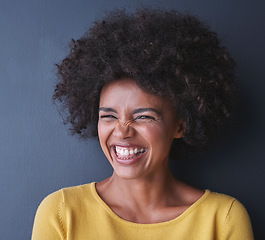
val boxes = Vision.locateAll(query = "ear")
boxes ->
[174,119,186,139]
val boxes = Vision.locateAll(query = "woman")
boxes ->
[32,9,254,239]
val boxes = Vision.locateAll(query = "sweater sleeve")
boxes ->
[222,199,254,240]
[31,190,66,240]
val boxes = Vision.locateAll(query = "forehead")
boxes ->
[99,79,166,108]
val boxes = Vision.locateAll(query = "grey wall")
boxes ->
[1,0,264,239]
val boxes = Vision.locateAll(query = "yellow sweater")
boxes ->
[32,182,254,240]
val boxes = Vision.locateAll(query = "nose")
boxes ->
[113,120,134,139]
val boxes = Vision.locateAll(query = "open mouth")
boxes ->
[114,146,146,160]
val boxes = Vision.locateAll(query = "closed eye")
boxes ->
[134,115,156,121]
[100,115,118,119]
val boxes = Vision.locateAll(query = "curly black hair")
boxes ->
[54,8,236,157]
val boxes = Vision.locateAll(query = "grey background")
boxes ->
[1,0,264,239]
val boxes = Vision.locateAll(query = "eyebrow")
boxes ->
[98,107,117,113]
[99,107,161,116]
[132,108,161,116]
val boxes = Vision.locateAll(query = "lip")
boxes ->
[111,143,145,148]
[110,144,147,165]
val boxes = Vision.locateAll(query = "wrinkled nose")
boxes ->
[113,120,134,139]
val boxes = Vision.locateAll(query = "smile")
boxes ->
[114,146,146,160]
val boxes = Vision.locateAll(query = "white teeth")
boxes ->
[115,146,145,156]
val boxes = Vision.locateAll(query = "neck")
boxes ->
[96,164,204,224]
[100,166,179,210]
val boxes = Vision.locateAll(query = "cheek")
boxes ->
[138,122,175,153]
[138,123,168,142]
[98,122,110,146]
[98,123,113,161]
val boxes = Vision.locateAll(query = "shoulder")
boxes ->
[202,191,254,239]
[32,182,96,239]
[205,190,236,205]
[205,191,249,212]
[34,182,95,219]
[202,190,247,215]
[194,190,252,226]
[34,188,63,218]
[59,182,94,201]
[32,183,95,239]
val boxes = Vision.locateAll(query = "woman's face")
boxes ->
[98,79,184,180]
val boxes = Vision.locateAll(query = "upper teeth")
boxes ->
[115,146,145,156]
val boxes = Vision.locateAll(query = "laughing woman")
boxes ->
[32,9,254,239]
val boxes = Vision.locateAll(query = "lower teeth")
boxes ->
[118,152,144,160]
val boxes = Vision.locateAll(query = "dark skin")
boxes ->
[96,79,204,224]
